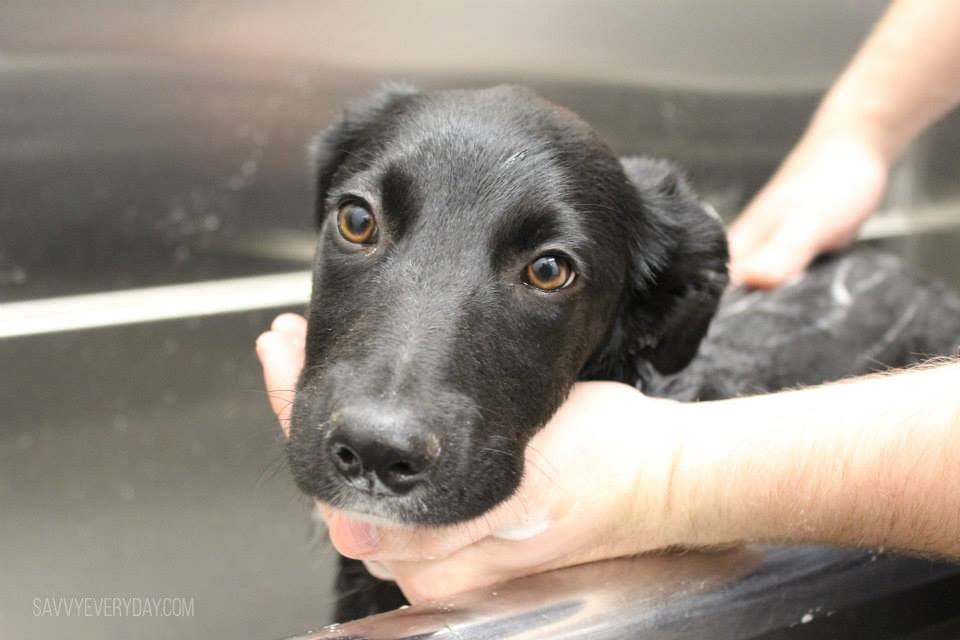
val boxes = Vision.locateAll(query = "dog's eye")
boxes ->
[337,203,377,244]
[525,255,574,291]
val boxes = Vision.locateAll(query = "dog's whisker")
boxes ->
[243,387,299,395]
[524,443,563,493]
[254,451,291,487]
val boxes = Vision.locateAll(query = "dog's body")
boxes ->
[286,85,960,622]
[643,249,960,402]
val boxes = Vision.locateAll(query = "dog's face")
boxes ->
[288,86,727,525]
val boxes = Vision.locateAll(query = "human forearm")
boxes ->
[807,0,960,162]
[677,362,960,556]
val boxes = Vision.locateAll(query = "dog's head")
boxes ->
[288,85,727,525]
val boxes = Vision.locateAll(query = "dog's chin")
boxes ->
[308,476,516,527]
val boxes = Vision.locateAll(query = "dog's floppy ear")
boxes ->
[583,157,728,381]
[309,84,419,226]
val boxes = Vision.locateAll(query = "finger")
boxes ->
[734,215,823,288]
[727,194,783,271]
[324,478,549,561]
[386,526,578,603]
[271,312,308,340]
[727,215,774,268]
[256,332,301,434]
[325,508,499,561]
[326,511,382,557]
[387,542,520,603]
[256,314,307,436]
[362,559,396,581]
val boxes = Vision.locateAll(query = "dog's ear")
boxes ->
[583,157,728,381]
[309,84,419,226]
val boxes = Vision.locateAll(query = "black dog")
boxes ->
[287,85,960,621]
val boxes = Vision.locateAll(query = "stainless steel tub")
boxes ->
[2,1,959,638]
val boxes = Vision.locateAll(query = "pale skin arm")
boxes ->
[258,315,960,602]
[677,360,960,556]
[730,0,960,287]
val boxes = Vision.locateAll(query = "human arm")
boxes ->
[677,360,960,556]
[257,316,960,602]
[729,0,960,287]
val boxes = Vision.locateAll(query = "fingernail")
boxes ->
[363,560,395,581]
[740,257,793,289]
[255,331,277,358]
[272,314,303,334]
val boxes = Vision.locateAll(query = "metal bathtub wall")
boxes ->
[1,0,908,303]
[3,2,960,640]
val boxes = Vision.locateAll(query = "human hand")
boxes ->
[255,313,307,438]
[728,133,889,288]
[256,314,699,603]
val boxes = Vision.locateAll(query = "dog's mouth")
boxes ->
[313,499,413,530]
[315,493,555,541]
[317,483,433,527]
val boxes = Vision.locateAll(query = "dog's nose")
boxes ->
[327,414,440,494]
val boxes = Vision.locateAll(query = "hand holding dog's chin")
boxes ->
[257,315,710,604]
[349,383,711,604]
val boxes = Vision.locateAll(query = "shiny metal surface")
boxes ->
[286,546,960,640]
[0,309,339,640]
[1,0,903,304]
[3,1,960,639]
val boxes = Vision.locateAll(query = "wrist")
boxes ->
[668,395,804,548]
[667,400,743,547]
[626,397,749,549]
[803,84,905,168]
[798,114,894,176]
[603,390,705,553]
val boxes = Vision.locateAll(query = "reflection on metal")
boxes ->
[286,546,960,640]
[229,230,318,264]
[3,0,909,305]
[0,271,309,338]
[860,201,960,240]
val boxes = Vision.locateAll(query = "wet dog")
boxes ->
[287,85,960,621]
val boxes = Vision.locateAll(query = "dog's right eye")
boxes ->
[525,255,575,291]
[337,203,378,244]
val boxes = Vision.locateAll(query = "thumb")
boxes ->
[256,313,307,436]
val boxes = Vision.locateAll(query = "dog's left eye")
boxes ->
[337,203,378,244]
[525,255,575,291]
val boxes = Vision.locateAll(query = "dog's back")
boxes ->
[641,247,960,401]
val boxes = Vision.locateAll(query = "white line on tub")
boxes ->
[0,271,311,338]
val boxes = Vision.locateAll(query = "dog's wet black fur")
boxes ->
[286,86,960,622]
[288,85,727,527]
